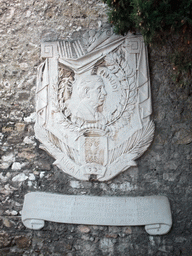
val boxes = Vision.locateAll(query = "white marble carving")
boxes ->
[35,29,154,181]
[22,192,172,235]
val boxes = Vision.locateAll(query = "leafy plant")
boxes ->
[103,0,192,84]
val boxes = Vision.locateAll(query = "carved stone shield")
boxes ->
[35,29,155,181]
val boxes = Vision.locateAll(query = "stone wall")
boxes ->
[0,0,192,255]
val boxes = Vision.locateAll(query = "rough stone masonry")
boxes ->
[0,0,192,255]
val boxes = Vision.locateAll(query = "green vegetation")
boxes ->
[103,0,192,84]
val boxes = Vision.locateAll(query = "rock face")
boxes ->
[0,0,192,255]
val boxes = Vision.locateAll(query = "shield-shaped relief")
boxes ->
[35,29,155,181]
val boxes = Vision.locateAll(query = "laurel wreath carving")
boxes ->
[40,120,155,169]
[108,121,155,164]
[102,47,137,130]
[57,44,137,131]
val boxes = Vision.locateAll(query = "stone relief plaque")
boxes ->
[22,192,172,235]
[35,29,155,181]
[22,29,172,235]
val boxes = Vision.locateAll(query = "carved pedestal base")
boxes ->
[22,192,172,235]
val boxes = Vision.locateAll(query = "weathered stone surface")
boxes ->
[17,151,36,160]
[11,162,22,170]
[12,173,28,182]
[15,123,26,132]
[100,237,114,254]
[3,218,12,228]
[78,225,91,234]
[124,227,132,234]
[0,0,191,255]
[0,232,12,248]
[15,235,31,249]
[173,128,192,145]
[0,153,15,169]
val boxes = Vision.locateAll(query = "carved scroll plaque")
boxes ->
[22,192,172,235]
[35,29,154,181]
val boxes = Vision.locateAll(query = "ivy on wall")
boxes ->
[103,0,192,85]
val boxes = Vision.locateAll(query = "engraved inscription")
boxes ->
[22,193,172,235]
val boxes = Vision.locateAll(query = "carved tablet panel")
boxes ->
[35,29,154,181]
[22,192,172,235]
